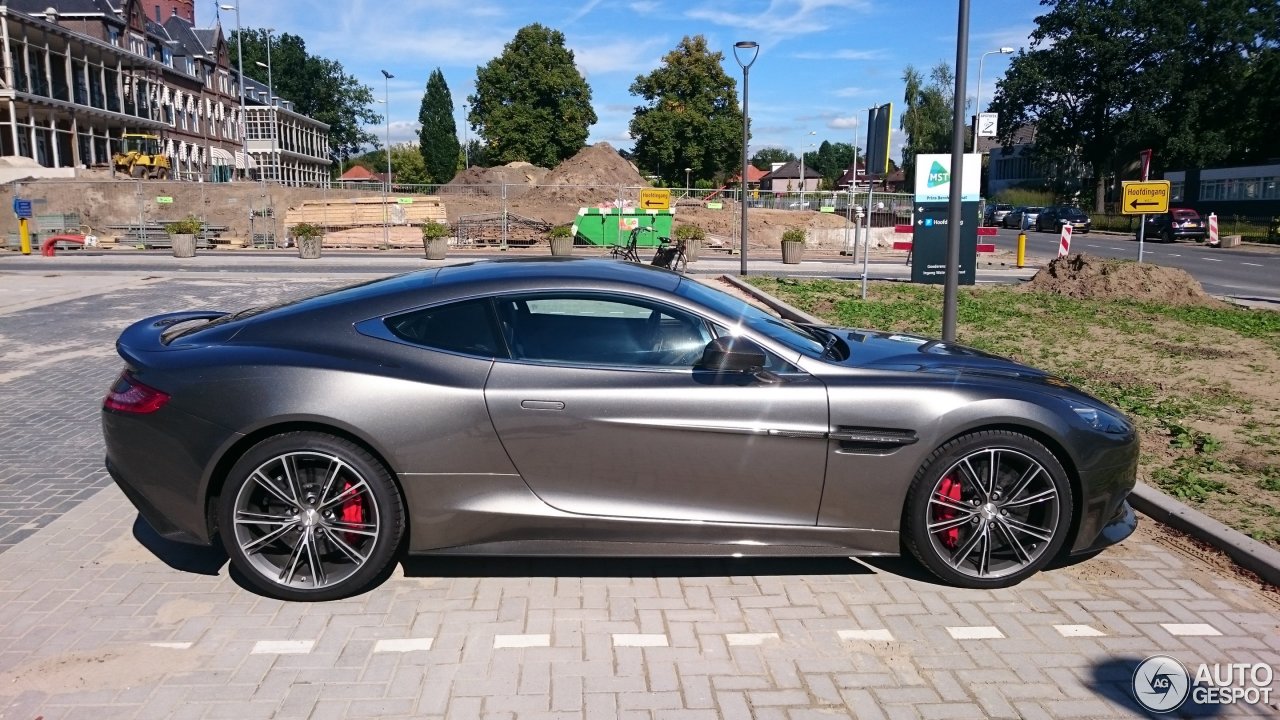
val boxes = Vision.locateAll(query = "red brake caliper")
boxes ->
[935,475,963,549]
[339,481,365,545]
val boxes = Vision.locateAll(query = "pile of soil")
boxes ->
[523,142,648,206]
[446,161,550,197]
[1021,253,1226,307]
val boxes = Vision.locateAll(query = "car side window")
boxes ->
[495,294,713,368]
[385,299,504,357]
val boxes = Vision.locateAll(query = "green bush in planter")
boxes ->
[291,222,324,239]
[165,216,203,235]
[549,224,573,239]
[781,227,806,244]
[674,225,706,242]
[422,221,451,240]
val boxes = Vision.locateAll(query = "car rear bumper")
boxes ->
[102,405,237,546]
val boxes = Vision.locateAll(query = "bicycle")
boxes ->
[609,226,649,263]
[650,237,688,273]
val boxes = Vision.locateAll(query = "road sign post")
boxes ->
[639,189,670,211]
[1123,179,1169,264]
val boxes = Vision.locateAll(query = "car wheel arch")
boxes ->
[203,419,409,545]
[915,420,1085,556]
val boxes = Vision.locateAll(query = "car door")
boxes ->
[483,291,830,526]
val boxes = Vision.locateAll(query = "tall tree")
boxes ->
[628,35,744,185]
[418,68,460,184]
[751,147,797,171]
[232,30,379,165]
[468,24,596,167]
[899,62,955,188]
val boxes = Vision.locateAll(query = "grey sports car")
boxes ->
[103,258,1138,601]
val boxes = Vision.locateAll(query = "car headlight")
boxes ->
[1072,405,1130,434]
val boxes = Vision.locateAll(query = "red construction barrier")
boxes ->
[891,241,996,253]
[894,224,914,233]
[977,226,997,236]
[40,234,88,256]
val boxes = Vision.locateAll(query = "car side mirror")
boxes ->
[699,336,767,372]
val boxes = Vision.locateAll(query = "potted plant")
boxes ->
[548,224,574,256]
[780,227,806,264]
[291,222,324,259]
[164,215,203,258]
[673,224,705,263]
[422,220,451,260]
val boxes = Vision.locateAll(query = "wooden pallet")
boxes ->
[284,196,447,229]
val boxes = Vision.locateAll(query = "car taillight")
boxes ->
[103,371,170,414]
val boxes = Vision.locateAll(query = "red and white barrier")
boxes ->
[1058,223,1072,257]
[1207,212,1219,247]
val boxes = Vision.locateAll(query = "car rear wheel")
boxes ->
[1162,229,1173,244]
[903,430,1072,588]
[218,432,404,601]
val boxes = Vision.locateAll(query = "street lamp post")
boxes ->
[218,3,247,180]
[971,46,1014,152]
[684,167,691,195]
[462,102,469,170]
[380,69,393,249]
[733,40,759,276]
[798,131,816,208]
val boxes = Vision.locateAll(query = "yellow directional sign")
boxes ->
[1121,180,1171,215]
[639,188,670,210]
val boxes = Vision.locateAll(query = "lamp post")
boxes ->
[380,70,394,248]
[684,167,691,195]
[798,131,816,208]
[971,46,1014,152]
[733,40,758,276]
[462,102,469,170]
[218,3,247,180]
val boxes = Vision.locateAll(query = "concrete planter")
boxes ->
[297,236,323,259]
[170,234,196,258]
[549,235,574,256]
[780,240,804,264]
[684,237,701,263]
[424,236,449,260]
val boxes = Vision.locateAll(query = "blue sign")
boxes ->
[12,198,32,219]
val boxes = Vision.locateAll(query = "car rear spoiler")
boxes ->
[116,311,228,363]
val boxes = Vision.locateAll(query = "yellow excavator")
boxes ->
[113,133,171,179]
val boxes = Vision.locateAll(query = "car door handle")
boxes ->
[520,400,565,411]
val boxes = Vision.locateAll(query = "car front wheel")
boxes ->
[903,430,1073,588]
[218,432,405,601]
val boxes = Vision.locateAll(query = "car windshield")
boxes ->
[1171,209,1199,220]
[1063,208,1087,219]
[1025,206,1043,213]
[675,279,825,357]
[995,204,1012,211]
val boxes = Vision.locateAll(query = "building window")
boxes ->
[109,29,121,47]
[1170,182,1184,202]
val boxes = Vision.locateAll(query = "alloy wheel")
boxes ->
[231,450,381,591]
[925,447,1061,580]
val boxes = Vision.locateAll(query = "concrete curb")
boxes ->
[1129,483,1280,587]
[719,274,824,325]
[727,274,1280,588]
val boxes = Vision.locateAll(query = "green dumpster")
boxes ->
[571,207,674,248]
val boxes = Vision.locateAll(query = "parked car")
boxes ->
[1004,206,1044,230]
[103,259,1138,601]
[1141,208,1206,243]
[984,203,1014,226]
[1036,206,1092,233]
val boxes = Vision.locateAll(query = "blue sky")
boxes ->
[229,0,1040,163]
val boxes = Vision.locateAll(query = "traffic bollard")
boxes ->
[1017,231,1026,268]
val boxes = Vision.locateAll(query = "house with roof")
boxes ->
[760,160,821,193]
[728,164,768,190]
[0,0,329,185]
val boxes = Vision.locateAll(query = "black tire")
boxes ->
[902,430,1073,589]
[1162,229,1173,244]
[155,167,169,180]
[218,431,404,601]
[130,165,145,179]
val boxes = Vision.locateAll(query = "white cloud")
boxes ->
[566,0,605,25]
[573,36,667,76]
[832,86,867,98]
[794,48,888,61]
[686,0,870,38]
[629,1,662,13]
[828,115,860,129]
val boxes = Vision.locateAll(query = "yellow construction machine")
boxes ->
[113,133,171,179]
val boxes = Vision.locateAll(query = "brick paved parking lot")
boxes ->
[0,270,1277,719]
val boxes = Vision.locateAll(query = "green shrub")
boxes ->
[781,227,806,243]
[993,188,1054,207]
[290,222,324,239]
[548,224,573,239]
[164,216,203,235]
[422,221,451,239]
[674,224,706,242]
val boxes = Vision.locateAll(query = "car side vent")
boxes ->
[830,426,918,454]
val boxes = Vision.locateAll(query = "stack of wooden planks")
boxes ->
[283,196,448,248]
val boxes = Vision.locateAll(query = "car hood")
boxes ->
[832,328,1054,381]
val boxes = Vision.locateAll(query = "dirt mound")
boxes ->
[1021,253,1225,307]
[524,142,648,206]
[447,161,550,197]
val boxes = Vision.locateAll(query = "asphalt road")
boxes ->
[986,226,1280,300]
